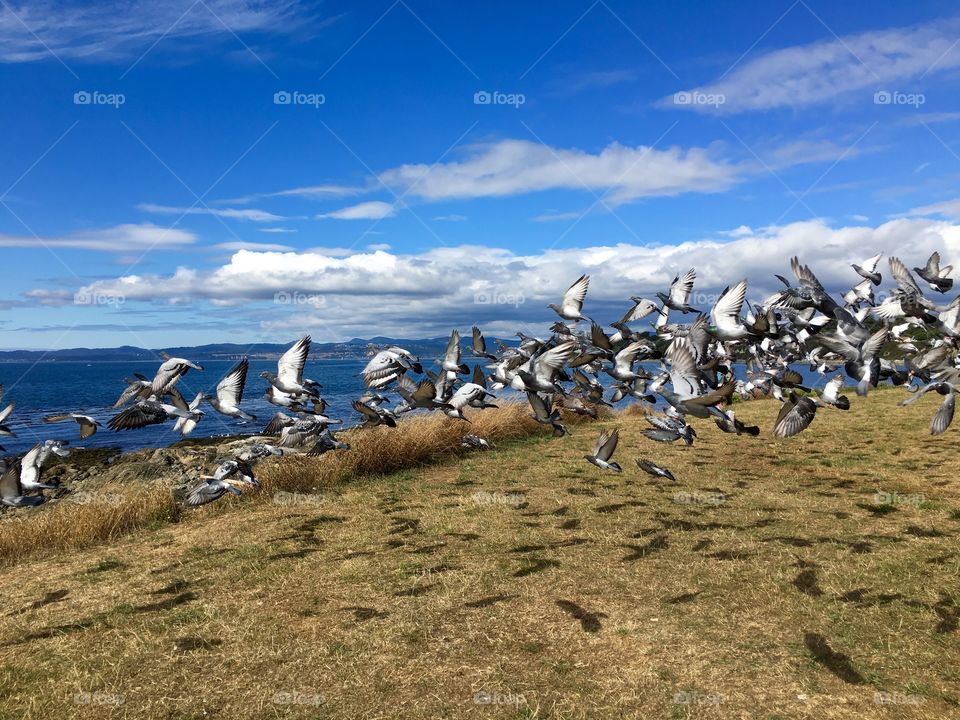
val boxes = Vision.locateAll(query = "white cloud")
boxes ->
[212,241,295,253]
[433,214,467,222]
[258,227,298,234]
[379,139,740,204]
[0,1,317,63]
[0,222,195,251]
[908,198,960,219]
[225,183,367,204]
[663,17,960,113]
[64,218,960,337]
[318,201,395,220]
[532,211,582,222]
[137,203,289,222]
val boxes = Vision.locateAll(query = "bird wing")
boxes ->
[19,444,40,486]
[277,336,310,384]
[711,279,747,330]
[862,252,882,273]
[151,360,187,396]
[924,251,941,276]
[0,402,14,425]
[186,480,228,507]
[534,341,578,375]
[596,428,619,461]
[931,391,956,435]
[353,400,379,421]
[0,460,25,498]
[472,364,487,388]
[669,269,696,305]
[590,323,613,352]
[860,327,889,361]
[444,330,462,365]
[791,257,826,292]
[822,374,842,403]
[525,391,551,420]
[666,339,700,400]
[471,326,487,355]
[889,257,922,295]
[561,274,590,313]
[773,396,817,438]
[78,417,98,439]
[412,379,438,404]
[614,340,645,373]
[108,403,164,431]
[217,358,248,406]
[362,351,397,385]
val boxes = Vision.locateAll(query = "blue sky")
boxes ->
[2,0,960,349]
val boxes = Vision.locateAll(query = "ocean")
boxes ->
[0,359,370,456]
[0,358,827,456]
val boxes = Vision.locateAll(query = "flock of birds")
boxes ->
[2,250,959,509]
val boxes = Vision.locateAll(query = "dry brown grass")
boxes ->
[0,390,957,719]
[0,402,584,567]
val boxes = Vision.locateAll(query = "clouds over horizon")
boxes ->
[665,16,960,113]
[56,217,960,339]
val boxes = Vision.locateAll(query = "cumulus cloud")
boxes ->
[663,17,960,113]
[0,0,317,63]
[378,139,740,204]
[62,218,960,337]
[0,223,195,251]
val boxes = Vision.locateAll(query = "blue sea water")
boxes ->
[0,358,828,456]
[0,359,369,456]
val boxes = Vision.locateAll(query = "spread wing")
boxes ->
[278,336,311,383]
[931,391,956,435]
[669,269,696,305]
[711,279,747,330]
[562,274,590,313]
[889,257,922,295]
[217,358,249,406]
[667,339,700,400]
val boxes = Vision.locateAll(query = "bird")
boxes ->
[525,391,568,437]
[713,409,760,436]
[816,374,850,410]
[19,440,70,492]
[642,414,696,445]
[636,458,676,481]
[206,358,255,422]
[260,336,319,398]
[583,428,622,472]
[113,374,153,408]
[151,353,204,396]
[548,274,592,323]
[852,252,882,285]
[0,387,15,438]
[108,395,200,432]
[657,269,697,313]
[305,429,351,457]
[0,459,43,507]
[185,458,260,507]
[172,392,205,436]
[362,346,423,388]
[773,391,818,438]
[915,251,953,293]
[461,434,492,450]
[353,399,397,428]
[43,413,101,439]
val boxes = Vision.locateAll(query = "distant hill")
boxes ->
[0,336,511,363]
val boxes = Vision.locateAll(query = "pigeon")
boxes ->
[636,458,676,481]
[548,274,592,323]
[207,358,256,422]
[43,413,101,439]
[584,428,622,472]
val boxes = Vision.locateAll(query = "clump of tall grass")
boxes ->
[0,402,592,566]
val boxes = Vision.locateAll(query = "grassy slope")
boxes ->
[0,390,958,719]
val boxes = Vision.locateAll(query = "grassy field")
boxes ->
[0,390,957,719]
